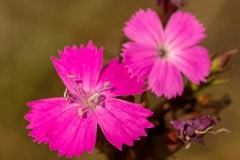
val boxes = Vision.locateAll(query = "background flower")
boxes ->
[122,9,211,99]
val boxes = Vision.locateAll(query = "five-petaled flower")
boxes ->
[122,9,211,99]
[25,41,154,158]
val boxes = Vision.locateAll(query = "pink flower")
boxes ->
[122,9,211,99]
[25,41,153,158]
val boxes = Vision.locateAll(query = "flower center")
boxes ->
[158,47,168,58]
[64,75,111,117]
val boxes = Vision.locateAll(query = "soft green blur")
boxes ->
[0,0,239,159]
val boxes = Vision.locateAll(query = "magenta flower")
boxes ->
[25,41,153,158]
[122,9,211,99]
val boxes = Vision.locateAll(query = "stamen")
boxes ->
[64,88,69,100]
[87,95,94,102]
[96,82,111,93]
[183,136,191,149]
[104,82,111,87]
[78,108,83,116]
[185,135,191,142]
[93,94,100,103]
[185,142,191,149]
[208,128,230,135]
[194,126,214,135]
[88,93,100,104]
[68,75,77,78]
[63,79,109,116]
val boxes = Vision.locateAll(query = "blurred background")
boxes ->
[0,0,239,159]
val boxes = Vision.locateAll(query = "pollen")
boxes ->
[68,75,77,78]
[78,108,83,116]
[64,88,69,100]
[88,93,100,104]
[104,82,111,87]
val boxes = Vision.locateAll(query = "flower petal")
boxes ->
[25,98,70,143]
[165,11,206,50]
[148,59,183,98]
[169,46,210,84]
[51,41,103,92]
[98,58,146,97]
[25,98,97,158]
[124,8,165,47]
[48,110,97,158]
[94,98,153,150]
[122,42,158,81]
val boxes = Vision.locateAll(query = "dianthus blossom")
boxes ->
[122,9,211,98]
[25,41,153,158]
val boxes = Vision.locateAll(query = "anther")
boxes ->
[185,135,191,142]
[208,128,230,135]
[183,136,191,149]
[185,142,191,149]
[68,75,77,78]
[64,88,69,100]
[78,108,83,116]
[88,93,100,104]
[93,94,100,103]
[104,82,111,87]
[194,126,214,135]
